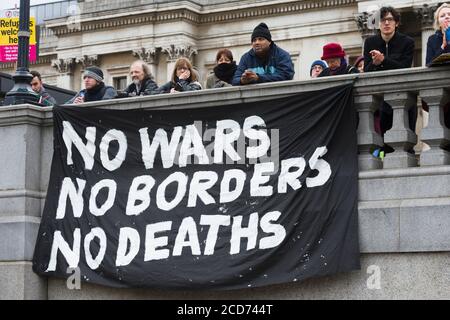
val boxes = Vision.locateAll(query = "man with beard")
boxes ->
[67,66,117,104]
[123,60,159,96]
[232,22,294,85]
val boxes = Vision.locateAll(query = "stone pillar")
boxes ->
[0,106,49,299]
[51,58,76,90]
[161,45,198,82]
[383,92,419,169]
[419,88,450,166]
[354,94,383,170]
[75,54,99,69]
[415,4,439,66]
[132,48,159,80]
[355,12,377,50]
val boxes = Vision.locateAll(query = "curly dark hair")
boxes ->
[380,6,400,23]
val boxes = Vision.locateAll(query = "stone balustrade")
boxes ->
[1,66,449,299]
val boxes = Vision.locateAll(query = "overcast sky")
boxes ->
[0,0,61,11]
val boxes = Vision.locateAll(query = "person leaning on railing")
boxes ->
[122,60,159,96]
[363,6,416,157]
[156,57,202,94]
[425,3,450,129]
[206,48,237,89]
[30,71,56,106]
[66,66,117,104]
[426,3,450,66]
[232,22,295,85]
[317,43,359,77]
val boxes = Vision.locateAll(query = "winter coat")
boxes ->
[318,58,359,77]
[363,31,415,72]
[206,62,237,88]
[123,77,159,96]
[426,30,450,65]
[37,86,56,106]
[157,78,202,94]
[232,43,295,85]
[66,82,117,104]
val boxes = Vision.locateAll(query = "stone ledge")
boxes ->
[359,197,450,253]
[45,252,450,300]
[359,169,450,201]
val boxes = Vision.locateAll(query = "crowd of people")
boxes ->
[30,5,450,139]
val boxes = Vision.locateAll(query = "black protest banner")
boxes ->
[33,84,360,290]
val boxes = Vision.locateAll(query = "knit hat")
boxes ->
[321,43,346,60]
[251,22,272,42]
[83,66,104,82]
[310,60,328,75]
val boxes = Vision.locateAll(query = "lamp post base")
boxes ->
[3,70,39,106]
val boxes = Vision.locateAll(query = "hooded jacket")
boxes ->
[232,42,295,85]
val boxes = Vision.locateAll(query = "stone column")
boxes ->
[383,92,419,169]
[161,45,198,82]
[355,12,377,50]
[132,47,159,80]
[50,58,76,90]
[419,88,450,166]
[354,94,383,170]
[415,4,438,66]
[75,54,98,69]
[0,106,49,299]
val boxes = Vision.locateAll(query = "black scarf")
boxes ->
[214,62,237,84]
[84,82,106,102]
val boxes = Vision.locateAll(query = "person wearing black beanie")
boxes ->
[251,22,272,43]
[232,22,294,85]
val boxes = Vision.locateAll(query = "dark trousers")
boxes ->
[376,101,417,136]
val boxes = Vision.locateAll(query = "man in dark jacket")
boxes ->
[67,66,117,104]
[363,6,416,153]
[30,71,56,106]
[232,22,294,85]
[364,7,415,72]
[123,60,158,96]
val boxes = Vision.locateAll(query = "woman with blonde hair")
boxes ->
[157,57,202,93]
[426,3,450,65]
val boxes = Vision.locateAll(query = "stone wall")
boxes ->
[0,66,449,299]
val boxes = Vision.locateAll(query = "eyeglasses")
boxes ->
[381,17,395,23]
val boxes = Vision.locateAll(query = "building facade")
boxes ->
[0,0,444,92]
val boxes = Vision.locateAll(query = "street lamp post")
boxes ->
[3,0,39,106]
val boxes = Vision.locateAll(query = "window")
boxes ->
[113,76,128,90]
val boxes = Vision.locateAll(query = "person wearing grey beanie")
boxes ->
[67,66,117,104]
